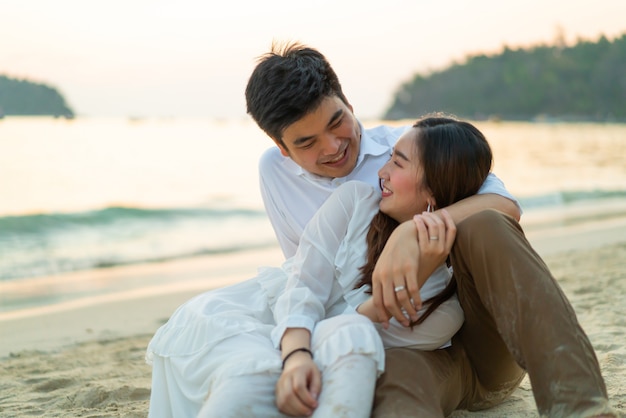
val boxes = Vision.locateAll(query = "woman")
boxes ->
[146,115,491,417]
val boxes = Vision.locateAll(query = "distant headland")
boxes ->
[0,75,74,118]
[383,33,626,122]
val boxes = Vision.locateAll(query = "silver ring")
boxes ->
[429,236,439,241]
[394,285,405,293]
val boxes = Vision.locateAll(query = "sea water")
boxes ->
[1,117,625,285]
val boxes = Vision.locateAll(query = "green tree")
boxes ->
[0,75,75,117]
[384,33,626,122]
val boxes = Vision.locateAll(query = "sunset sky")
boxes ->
[1,0,624,119]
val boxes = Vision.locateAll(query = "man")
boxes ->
[248,44,519,258]
[245,42,614,417]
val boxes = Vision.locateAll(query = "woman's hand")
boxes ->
[275,352,321,416]
[357,297,390,323]
[371,219,420,328]
[372,209,456,327]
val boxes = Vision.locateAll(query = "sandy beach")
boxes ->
[1,213,625,417]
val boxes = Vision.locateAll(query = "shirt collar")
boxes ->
[357,121,391,161]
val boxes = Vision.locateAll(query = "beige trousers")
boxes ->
[373,209,613,418]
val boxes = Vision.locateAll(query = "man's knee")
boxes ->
[454,209,524,256]
[457,208,514,238]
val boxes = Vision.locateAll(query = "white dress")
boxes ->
[146,181,464,418]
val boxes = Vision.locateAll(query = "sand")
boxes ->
[1,215,625,417]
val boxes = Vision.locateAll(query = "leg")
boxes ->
[196,330,286,418]
[198,374,289,418]
[146,276,281,417]
[452,209,613,417]
[372,344,469,418]
[313,355,378,418]
[311,315,384,418]
[149,354,196,418]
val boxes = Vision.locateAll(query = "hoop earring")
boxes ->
[427,203,432,213]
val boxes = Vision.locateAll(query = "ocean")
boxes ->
[1,116,625,289]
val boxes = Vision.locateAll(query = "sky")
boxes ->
[1,0,625,119]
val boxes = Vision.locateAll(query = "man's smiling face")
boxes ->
[276,96,361,179]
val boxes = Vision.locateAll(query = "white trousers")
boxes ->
[149,314,384,418]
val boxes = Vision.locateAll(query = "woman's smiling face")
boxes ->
[377,129,432,222]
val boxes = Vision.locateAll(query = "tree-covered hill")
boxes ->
[0,75,74,117]
[384,33,626,122]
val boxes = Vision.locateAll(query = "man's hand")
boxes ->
[276,352,321,416]
[372,209,456,327]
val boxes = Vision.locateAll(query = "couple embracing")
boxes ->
[145,42,615,418]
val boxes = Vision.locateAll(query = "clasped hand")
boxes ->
[275,352,320,416]
[371,209,456,328]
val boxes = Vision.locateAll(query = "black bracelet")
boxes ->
[281,347,313,369]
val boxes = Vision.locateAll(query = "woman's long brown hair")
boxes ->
[356,115,493,325]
